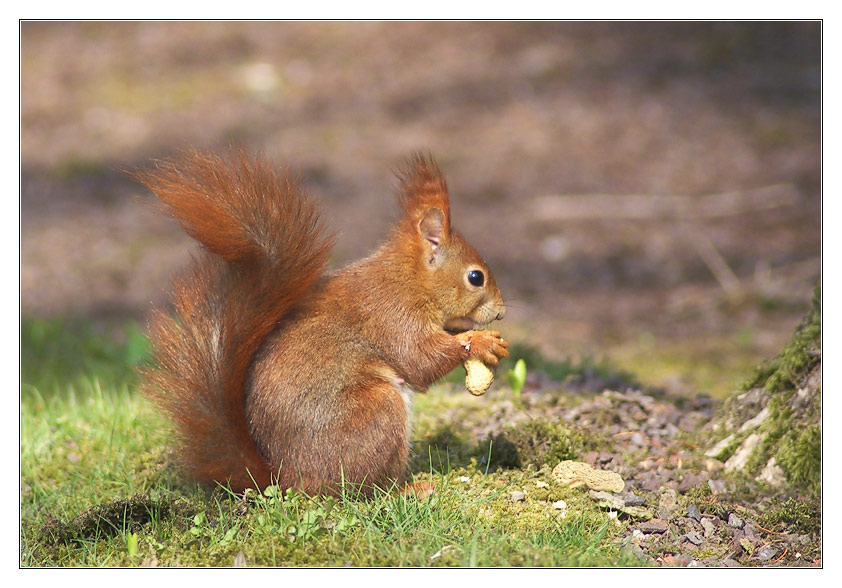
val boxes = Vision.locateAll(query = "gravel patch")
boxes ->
[454,374,821,567]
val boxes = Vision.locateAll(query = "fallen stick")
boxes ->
[531,183,797,221]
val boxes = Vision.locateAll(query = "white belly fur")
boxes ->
[396,380,415,443]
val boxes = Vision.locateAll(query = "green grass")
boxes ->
[21,316,149,395]
[20,316,647,567]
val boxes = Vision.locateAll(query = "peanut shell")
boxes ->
[464,358,494,396]
[551,460,625,493]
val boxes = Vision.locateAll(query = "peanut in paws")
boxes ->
[464,357,495,396]
[458,330,509,396]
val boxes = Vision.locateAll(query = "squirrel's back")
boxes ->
[137,150,334,491]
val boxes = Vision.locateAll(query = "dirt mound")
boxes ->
[39,494,195,545]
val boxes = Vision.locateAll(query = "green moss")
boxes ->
[758,497,821,536]
[478,419,607,472]
[714,282,822,495]
[411,417,605,476]
[681,485,730,520]
[776,425,821,494]
[737,386,821,497]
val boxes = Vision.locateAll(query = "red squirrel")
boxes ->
[137,150,508,496]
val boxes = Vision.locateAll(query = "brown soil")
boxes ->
[21,21,821,394]
[38,494,196,546]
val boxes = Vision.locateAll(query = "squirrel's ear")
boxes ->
[419,207,445,260]
[419,207,448,268]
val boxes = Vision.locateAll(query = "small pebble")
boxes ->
[679,471,710,493]
[641,475,664,492]
[701,517,717,537]
[708,479,727,494]
[728,513,744,528]
[685,531,704,546]
[638,519,669,534]
[589,490,624,510]
[797,534,812,545]
[630,544,651,561]
[658,488,678,518]
[510,491,525,502]
[756,545,778,561]
[686,503,701,521]
[552,500,567,510]
[597,451,614,464]
[737,536,756,554]
[621,492,646,507]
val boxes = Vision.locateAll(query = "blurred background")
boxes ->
[20,21,821,398]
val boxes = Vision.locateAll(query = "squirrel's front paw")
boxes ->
[457,330,509,366]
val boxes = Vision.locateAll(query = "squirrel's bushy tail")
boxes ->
[137,150,333,492]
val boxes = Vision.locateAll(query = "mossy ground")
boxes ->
[20,308,821,567]
[410,401,610,475]
[20,318,645,567]
[22,401,643,567]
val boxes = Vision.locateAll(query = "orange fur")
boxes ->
[138,150,507,495]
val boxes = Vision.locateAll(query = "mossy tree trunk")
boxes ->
[703,282,821,496]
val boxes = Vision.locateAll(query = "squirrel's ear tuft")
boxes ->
[396,153,451,239]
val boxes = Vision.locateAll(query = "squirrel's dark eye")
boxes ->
[467,269,485,287]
